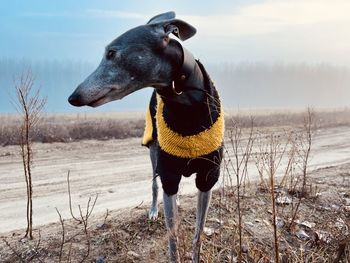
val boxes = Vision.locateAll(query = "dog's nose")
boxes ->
[68,93,83,107]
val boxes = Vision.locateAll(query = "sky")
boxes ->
[1,0,350,66]
[0,0,350,112]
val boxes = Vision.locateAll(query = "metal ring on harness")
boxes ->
[172,81,183,95]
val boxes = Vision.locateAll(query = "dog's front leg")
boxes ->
[192,190,212,263]
[149,175,159,220]
[148,143,159,220]
[163,192,179,262]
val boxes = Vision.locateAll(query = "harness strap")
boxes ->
[156,44,206,103]
[172,46,196,94]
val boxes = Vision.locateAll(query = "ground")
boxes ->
[0,162,349,262]
[0,125,350,262]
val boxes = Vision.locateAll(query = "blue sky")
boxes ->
[1,1,350,112]
[1,0,350,65]
[0,1,253,63]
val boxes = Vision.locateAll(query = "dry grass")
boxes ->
[1,108,350,262]
[1,108,350,146]
[0,113,145,146]
[225,108,350,129]
[1,166,349,262]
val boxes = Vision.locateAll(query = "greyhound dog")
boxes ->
[68,12,224,262]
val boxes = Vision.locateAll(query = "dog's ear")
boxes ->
[147,12,196,41]
[162,19,196,41]
[147,11,176,24]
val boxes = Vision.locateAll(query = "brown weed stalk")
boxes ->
[13,70,46,239]
[225,117,255,262]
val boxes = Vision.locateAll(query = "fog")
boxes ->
[0,58,349,112]
[209,62,350,109]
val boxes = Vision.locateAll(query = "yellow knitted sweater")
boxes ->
[142,95,224,158]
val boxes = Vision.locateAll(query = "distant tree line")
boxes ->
[0,58,93,112]
[208,62,350,108]
[0,58,349,112]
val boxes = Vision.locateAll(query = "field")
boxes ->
[0,109,350,262]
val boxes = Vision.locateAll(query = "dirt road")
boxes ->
[1,126,350,233]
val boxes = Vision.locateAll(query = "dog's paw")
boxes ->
[148,207,158,220]
[176,195,181,207]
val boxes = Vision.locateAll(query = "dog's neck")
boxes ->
[155,41,206,106]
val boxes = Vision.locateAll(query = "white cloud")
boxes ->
[20,2,350,65]
[182,0,350,37]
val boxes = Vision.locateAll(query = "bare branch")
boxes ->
[56,208,65,263]
[67,170,82,223]
[2,238,25,262]
[12,70,46,240]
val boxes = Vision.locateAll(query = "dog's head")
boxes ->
[68,11,196,107]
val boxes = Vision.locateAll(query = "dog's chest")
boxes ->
[155,95,224,158]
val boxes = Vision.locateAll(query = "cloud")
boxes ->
[182,0,350,37]
[25,1,350,37]
[17,2,350,65]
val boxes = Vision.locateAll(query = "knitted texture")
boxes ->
[156,95,224,158]
[142,107,153,146]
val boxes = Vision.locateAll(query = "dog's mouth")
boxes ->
[88,93,111,107]
[87,86,130,107]
[86,87,114,107]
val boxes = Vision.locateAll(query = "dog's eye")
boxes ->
[106,50,116,60]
